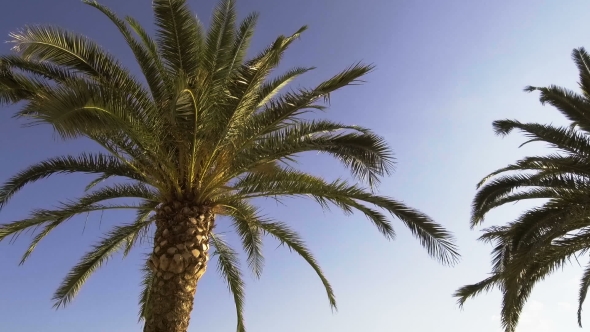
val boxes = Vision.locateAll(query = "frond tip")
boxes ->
[258,221,337,310]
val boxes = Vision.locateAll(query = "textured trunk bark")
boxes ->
[143,202,214,332]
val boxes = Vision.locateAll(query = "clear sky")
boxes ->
[1,1,589,331]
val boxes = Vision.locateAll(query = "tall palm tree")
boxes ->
[0,1,459,331]
[455,47,590,332]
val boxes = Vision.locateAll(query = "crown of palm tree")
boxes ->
[455,47,590,332]
[0,0,458,330]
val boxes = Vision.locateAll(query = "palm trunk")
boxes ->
[143,202,214,332]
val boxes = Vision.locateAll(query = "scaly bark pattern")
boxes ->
[143,201,214,332]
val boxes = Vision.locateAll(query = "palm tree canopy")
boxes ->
[0,0,459,330]
[455,47,590,332]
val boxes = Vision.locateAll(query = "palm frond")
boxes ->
[492,120,590,156]
[572,47,590,98]
[0,66,50,104]
[9,24,150,104]
[52,217,154,308]
[382,199,459,265]
[472,172,588,226]
[255,66,315,108]
[153,0,204,76]
[138,255,154,322]
[210,233,246,332]
[84,174,112,191]
[251,62,373,138]
[0,203,142,244]
[83,1,168,105]
[525,85,590,134]
[221,199,264,278]
[231,170,459,264]
[226,12,259,84]
[240,120,394,187]
[0,153,145,209]
[257,220,337,310]
[0,54,79,83]
[476,155,590,190]
[454,274,503,308]
[3,183,157,263]
[123,204,157,256]
[203,0,236,85]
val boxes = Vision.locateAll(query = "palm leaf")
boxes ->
[210,233,246,332]
[153,0,204,76]
[52,217,154,308]
[138,255,154,322]
[258,220,337,310]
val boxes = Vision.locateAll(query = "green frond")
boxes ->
[222,199,264,278]
[478,225,509,244]
[83,1,168,105]
[216,121,393,192]
[0,153,144,209]
[210,233,246,332]
[203,0,236,83]
[195,25,309,187]
[473,187,586,226]
[226,13,259,84]
[530,85,590,134]
[0,55,79,83]
[18,218,63,265]
[18,198,154,266]
[459,239,580,332]
[79,183,159,205]
[315,62,374,98]
[471,172,588,227]
[52,217,154,308]
[454,274,502,308]
[381,199,459,265]
[153,0,204,76]
[477,155,590,189]
[497,254,570,332]
[245,25,307,66]
[123,204,157,256]
[3,203,150,262]
[231,169,459,264]
[241,62,374,145]
[0,203,137,244]
[505,203,585,253]
[572,47,590,99]
[84,174,112,191]
[486,187,579,212]
[230,170,395,237]
[9,24,150,101]
[1,182,156,253]
[138,255,154,322]
[16,78,162,150]
[489,241,511,273]
[257,220,337,310]
[491,120,590,156]
[0,66,50,104]
[246,120,394,187]
[255,67,315,108]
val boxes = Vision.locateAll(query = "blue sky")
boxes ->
[1,1,589,331]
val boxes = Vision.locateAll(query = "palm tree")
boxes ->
[0,1,459,331]
[455,47,590,332]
